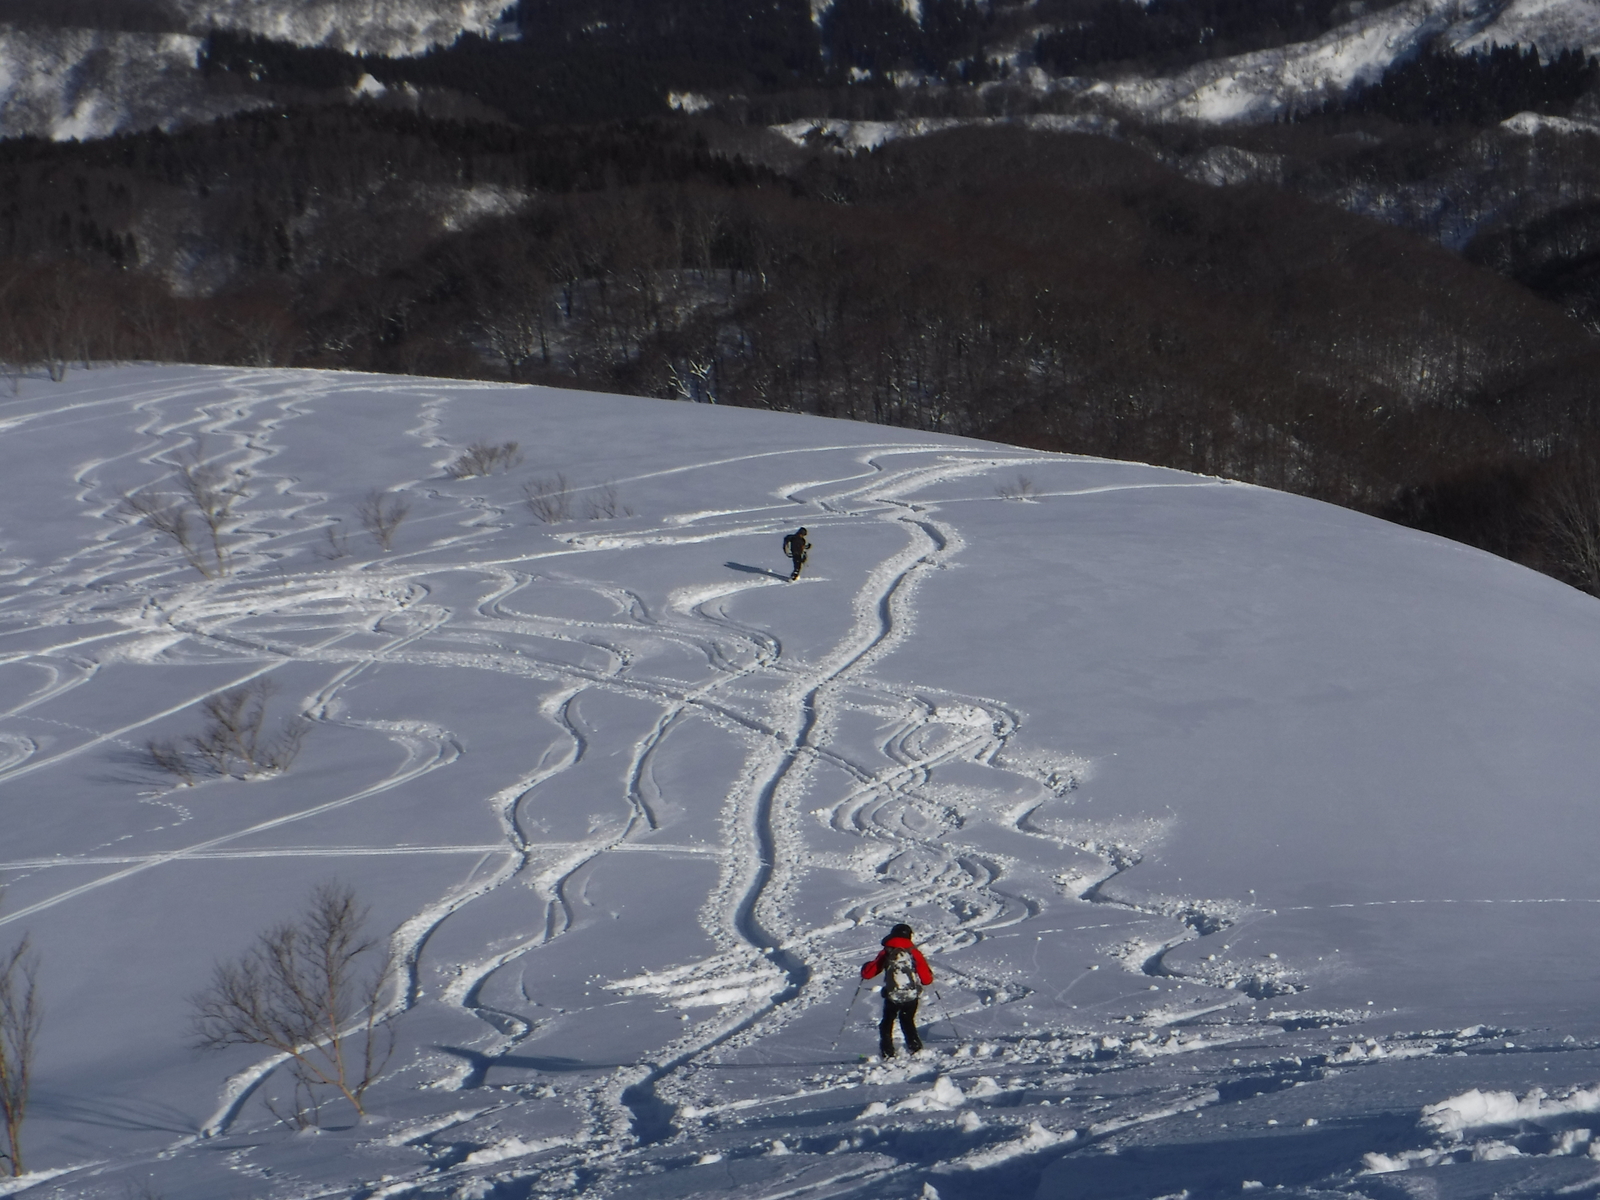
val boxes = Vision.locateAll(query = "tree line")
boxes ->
[1310,43,1599,126]
[1033,0,1387,78]
[5,107,1600,591]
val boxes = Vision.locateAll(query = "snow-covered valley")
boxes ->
[1,366,1600,1198]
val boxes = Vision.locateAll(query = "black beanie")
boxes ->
[889,923,913,940]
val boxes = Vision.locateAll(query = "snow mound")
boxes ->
[1423,1084,1600,1137]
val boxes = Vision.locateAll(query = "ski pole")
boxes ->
[933,988,962,1043]
[830,982,865,1050]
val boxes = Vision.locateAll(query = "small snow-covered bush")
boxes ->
[356,488,409,550]
[996,474,1036,501]
[122,447,248,579]
[146,680,307,785]
[446,441,522,479]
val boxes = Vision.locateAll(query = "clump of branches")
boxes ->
[523,474,572,523]
[997,474,1037,501]
[583,483,633,520]
[315,523,350,560]
[122,447,249,579]
[0,899,41,1178]
[191,883,395,1128]
[356,489,410,551]
[145,679,307,786]
[1538,449,1600,596]
[446,441,523,479]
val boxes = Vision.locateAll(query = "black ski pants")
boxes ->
[879,997,921,1055]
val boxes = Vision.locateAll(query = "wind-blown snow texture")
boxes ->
[4,366,1600,1199]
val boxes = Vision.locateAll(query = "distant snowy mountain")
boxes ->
[6,0,1600,139]
[0,0,508,140]
[168,0,511,56]
[4,365,1600,1200]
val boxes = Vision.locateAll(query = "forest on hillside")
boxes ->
[5,0,1600,595]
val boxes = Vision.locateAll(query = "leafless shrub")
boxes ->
[524,474,573,523]
[146,681,306,786]
[583,484,633,521]
[356,490,409,551]
[315,524,350,560]
[144,738,197,787]
[122,446,248,579]
[446,441,523,480]
[996,474,1037,501]
[0,912,40,1178]
[191,883,395,1127]
[1538,450,1600,595]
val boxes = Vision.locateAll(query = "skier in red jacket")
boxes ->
[861,923,934,1058]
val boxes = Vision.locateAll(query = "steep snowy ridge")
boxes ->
[4,365,1600,1200]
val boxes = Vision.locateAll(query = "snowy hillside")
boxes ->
[8,0,1600,140]
[1092,0,1600,124]
[0,27,253,142]
[4,366,1600,1199]
[166,0,511,56]
[0,0,507,140]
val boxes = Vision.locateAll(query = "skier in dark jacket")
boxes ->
[861,923,934,1058]
[782,527,810,581]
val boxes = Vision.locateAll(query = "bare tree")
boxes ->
[356,490,409,551]
[666,356,718,404]
[523,474,572,523]
[122,447,249,579]
[0,920,40,1177]
[192,884,395,1126]
[1539,450,1600,596]
[446,442,523,480]
[996,474,1037,501]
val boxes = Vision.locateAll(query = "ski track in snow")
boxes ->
[8,369,1562,1200]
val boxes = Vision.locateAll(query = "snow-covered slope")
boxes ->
[0,0,507,140]
[4,366,1600,1199]
[168,0,510,56]
[0,27,257,141]
[1092,0,1600,124]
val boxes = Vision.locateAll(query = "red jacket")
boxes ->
[861,937,933,985]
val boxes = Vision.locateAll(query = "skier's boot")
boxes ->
[880,1038,896,1059]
